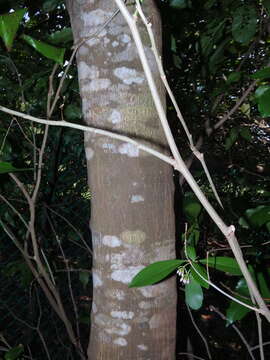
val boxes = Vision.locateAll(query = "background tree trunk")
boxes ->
[66,1,177,359]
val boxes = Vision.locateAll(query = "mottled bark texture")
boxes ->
[66,1,176,359]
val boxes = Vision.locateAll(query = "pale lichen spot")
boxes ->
[85,148,94,160]
[102,235,122,248]
[131,195,144,203]
[118,143,139,157]
[112,41,119,47]
[138,344,148,351]
[92,271,103,287]
[111,266,144,284]
[105,289,126,301]
[92,302,97,314]
[113,67,145,85]
[111,311,134,320]
[120,230,146,245]
[102,143,118,154]
[105,322,131,336]
[103,37,110,46]
[108,109,122,124]
[82,9,108,27]
[88,78,111,92]
[119,34,131,43]
[139,301,152,310]
[86,38,100,47]
[113,337,127,346]
[149,314,163,329]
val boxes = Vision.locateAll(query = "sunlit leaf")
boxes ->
[129,259,185,288]
[232,5,257,43]
[185,275,203,310]
[0,8,27,51]
[186,245,196,261]
[257,88,270,117]
[226,297,252,325]
[200,257,242,275]
[21,34,65,65]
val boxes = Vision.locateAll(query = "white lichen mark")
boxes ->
[113,337,127,346]
[113,67,145,85]
[131,195,144,203]
[120,230,146,245]
[102,235,122,248]
[111,266,144,284]
[111,311,134,320]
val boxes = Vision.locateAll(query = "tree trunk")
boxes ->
[66,1,177,359]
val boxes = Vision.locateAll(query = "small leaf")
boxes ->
[232,6,257,44]
[0,9,27,51]
[190,262,209,289]
[226,72,241,84]
[64,104,82,121]
[200,256,242,275]
[255,85,270,98]
[129,259,185,288]
[4,345,24,360]
[0,161,32,174]
[251,67,270,80]
[43,0,64,12]
[21,34,65,65]
[239,103,250,119]
[257,88,270,117]
[225,127,238,150]
[238,216,250,229]
[239,127,252,141]
[185,275,203,310]
[226,297,252,325]
[169,0,191,9]
[245,205,270,228]
[79,271,89,289]
[183,196,202,220]
[47,27,73,45]
[186,246,196,261]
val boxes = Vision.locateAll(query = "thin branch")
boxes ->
[186,304,212,359]
[210,305,256,360]
[114,0,270,321]
[0,105,176,168]
[135,0,222,208]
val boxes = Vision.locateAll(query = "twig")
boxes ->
[114,0,270,321]
[135,0,222,208]
[210,305,256,360]
[186,304,212,359]
[0,105,176,168]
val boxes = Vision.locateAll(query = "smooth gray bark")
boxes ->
[67,1,177,359]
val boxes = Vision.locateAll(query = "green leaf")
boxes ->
[4,345,24,360]
[226,297,252,325]
[185,275,203,310]
[169,0,191,9]
[251,67,270,80]
[200,257,242,275]
[239,127,252,141]
[47,27,73,45]
[263,0,270,14]
[190,262,209,289]
[257,272,270,299]
[0,9,27,51]
[64,104,82,121]
[245,205,270,228]
[79,271,89,289]
[255,85,270,98]
[21,34,65,65]
[225,127,238,150]
[183,196,202,220]
[129,259,185,288]
[257,88,270,117]
[232,5,257,43]
[238,216,250,229]
[43,0,64,12]
[0,162,32,174]
[239,103,250,119]
[186,246,196,261]
[226,72,241,84]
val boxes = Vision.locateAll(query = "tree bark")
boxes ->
[66,1,177,359]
